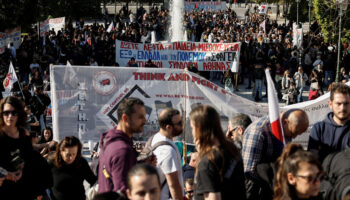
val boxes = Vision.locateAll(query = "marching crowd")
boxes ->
[0,3,350,200]
[1,84,350,200]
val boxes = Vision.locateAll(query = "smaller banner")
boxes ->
[40,17,65,36]
[184,1,226,11]
[116,40,241,72]
[259,5,268,14]
[0,27,21,54]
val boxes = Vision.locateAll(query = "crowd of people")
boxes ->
[1,2,350,200]
[1,84,350,200]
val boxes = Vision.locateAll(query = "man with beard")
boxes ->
[98,98,146,195]
[308,83,350,162]
[226,113,252,151]
[151,108,184,200]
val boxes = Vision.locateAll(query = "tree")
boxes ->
[0,0,103,31]
[313,0,350,42]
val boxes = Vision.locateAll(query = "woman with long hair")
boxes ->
[189,105,245,200]
[49,136,96,200]
[255,143,304,200]
[33,126,53,152]
[274,150,323,200]
[0,96,51,199]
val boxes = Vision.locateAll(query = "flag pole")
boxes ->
[10,62,25,99]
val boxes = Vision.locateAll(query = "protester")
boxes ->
[226,113,252,151]
[182,152,198,181]
[49,136,97,200]
[151,108,184,200]
[189,105,246,200]
[126,57,138,67]
[32,126,53,151]
[308,83,350,162]
[321,147,350,200]
[223,69,235,93]
[126,163,161,200]
[0,96,51,199]
[243,109,309,199]
[24,105,39,133]
[293,66,308,103]
[285,82,299,105]
[274,150,323,200]
[184,178,195,200]
[98,98,146,194]
[254,143,305,200]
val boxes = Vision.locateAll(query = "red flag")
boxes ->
[265,69,285,145]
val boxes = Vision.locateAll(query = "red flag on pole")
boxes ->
[265,69,285,145]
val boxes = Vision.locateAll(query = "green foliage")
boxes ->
[313,0,350,42]
[287,0,310,23]
[0,0,103,31]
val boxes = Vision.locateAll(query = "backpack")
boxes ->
[320,148,350,200]
[137,134,176,162]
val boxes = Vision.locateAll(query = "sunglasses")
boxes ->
[2,110,18,116]
[296,172,324,184]
[186,190,194,194]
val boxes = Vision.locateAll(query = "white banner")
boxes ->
[51,65,340,146]
[292,23,303,49]
[115,40,241,71]
[0,27,21,54]
[51,65,267,142]
[184,1,226,11]
[259,4,268,14]
[40,17,65,36]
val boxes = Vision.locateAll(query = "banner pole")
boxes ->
[182,68,188,165]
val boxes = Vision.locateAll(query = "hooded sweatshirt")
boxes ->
[308,112,350,162]
[97,129,137,194]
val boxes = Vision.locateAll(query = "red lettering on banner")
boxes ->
[226,62,232,69]
[136,61,163,68]
[133,72,166,81]
[168,74,176,81]
[143,43,166,51]
[191,75,218,91]
[231,43,239,51]
[120,41,139,50]
[169,61,198,69]
[203,62,227,71]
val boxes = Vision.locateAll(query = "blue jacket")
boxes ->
[97,129,137,194]
[308,112,350,162]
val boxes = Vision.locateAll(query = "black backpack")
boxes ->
[320,148,350,200]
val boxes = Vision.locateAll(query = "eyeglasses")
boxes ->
[186,190,194,194]
[296,172,324,184]
[2,110,18,117]
[228,127,239,136]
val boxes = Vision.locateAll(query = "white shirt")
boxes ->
[151,132,184,200]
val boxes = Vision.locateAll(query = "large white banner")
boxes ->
[116,40,241,71]
[51,65,338,146]
[0,27,21,54]
[40,17,65,36]
[51,65,266,142]
[184,1,226,11]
